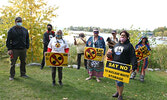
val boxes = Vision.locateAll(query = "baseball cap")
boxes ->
[15,17,22,22]
[93,28,99,32]
[112,30,117,34]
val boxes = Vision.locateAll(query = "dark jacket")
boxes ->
[112,39,137,70]
[43,31,55,51]
[6,26,29,50]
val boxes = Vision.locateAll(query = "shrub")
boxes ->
[149,44,167,70]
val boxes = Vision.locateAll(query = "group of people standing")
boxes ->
[6,17,151,100]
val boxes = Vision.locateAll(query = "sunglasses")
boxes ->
[94,31,99,34]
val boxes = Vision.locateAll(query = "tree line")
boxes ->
[68,26,167,38]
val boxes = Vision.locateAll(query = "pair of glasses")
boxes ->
[94,31,99,34]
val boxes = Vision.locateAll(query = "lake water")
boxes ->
[63,31,167,47]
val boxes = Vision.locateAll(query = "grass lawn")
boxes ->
[0,59,167,100]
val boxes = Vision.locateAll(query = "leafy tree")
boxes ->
[153,26,167,37]
[0,0,58,63]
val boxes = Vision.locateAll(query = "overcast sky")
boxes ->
[1,0,167,31]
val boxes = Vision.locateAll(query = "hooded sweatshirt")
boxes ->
[112,39,137,70]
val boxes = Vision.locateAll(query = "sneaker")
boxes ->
[59,81,63,86]
[118,96,123,100]
[21,75,29,78]
[52,81,56,86]
[140,75,144,82]
[130,72,136,79]
[112,92,119,98]
[9,77,14,81]
[85,77,92,81]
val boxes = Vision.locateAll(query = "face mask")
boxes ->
[16,22,22,26]
[56,34,62,39]
[120,37,127,43]
[47,28,52,31]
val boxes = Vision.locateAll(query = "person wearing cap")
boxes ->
[74,33,87,69]
[85,28,106,82]
[106,30,118,49]
[40,24,55,69]
[6,17,29,81]
[130,36,151,82]
[111,30,137,100]
[106,30,118,60]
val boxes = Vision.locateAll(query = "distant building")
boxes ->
[141,32,153,37]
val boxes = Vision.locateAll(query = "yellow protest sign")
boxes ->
[135,45,150,61]
[103,61,132,83]
[45,52,68,67]
[84,47,104,61]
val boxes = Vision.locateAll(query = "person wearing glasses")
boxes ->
[85,28,106,82]
[111,30,137,100]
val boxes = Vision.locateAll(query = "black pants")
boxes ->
[52,67,62,82]
[41,46,47,67]
[77,53,87,69]
[10,49,27,78]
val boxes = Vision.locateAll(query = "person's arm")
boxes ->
[47,38,52,52]
[26,30,29,49]
[6,29,12,51]
[47,48,52,52]
[80,37,86,44]
[64,40,69,53]
[102,38,106,55]
[43,33,48,47]
[74,36,77,45]
[130,44,138,71]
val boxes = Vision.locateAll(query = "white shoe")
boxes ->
[85,77,92,80]
[96,78,100,82]
[9,77,14,81]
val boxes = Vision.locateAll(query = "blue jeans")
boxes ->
[116,80,124,87]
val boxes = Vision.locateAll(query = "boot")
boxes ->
[52,81,56,86]
[112,92,119,98]
[140,75,144,82]
[118,95,123,100]
[130,71,136,79]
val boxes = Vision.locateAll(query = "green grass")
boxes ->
[0,59,167,100]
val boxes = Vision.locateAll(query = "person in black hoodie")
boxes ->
[111,30,137,100]
[40,24,55,69]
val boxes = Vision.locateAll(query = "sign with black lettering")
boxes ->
[135,45,150,61]
[45,52,68,67]
[103,61,132,83]
[84,47,104,61]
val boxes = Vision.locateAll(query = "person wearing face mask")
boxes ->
[111,30,137,100]
[40,24,55,69]
[6,17,29,81]
[47,30,69,86]
[85,28,106,82]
